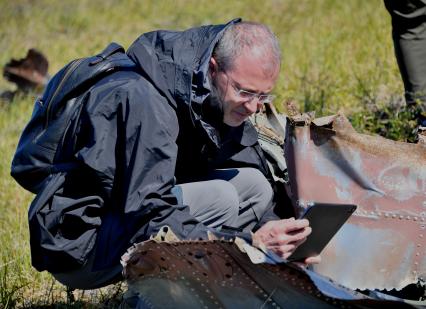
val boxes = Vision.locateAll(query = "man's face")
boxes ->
[210,52,279,127]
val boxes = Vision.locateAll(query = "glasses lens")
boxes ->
[229,75,274,104]
[238,89,256,100]
[259,95,275,104]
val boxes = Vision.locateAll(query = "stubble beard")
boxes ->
[204,76,226,126]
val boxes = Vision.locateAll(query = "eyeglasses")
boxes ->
[224,72,275,105]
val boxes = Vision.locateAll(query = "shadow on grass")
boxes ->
[22,297,124,309]
[15,278,125,309]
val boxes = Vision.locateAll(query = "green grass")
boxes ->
[0,0,412,307]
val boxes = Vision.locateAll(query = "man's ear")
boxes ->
[209,57,219,78]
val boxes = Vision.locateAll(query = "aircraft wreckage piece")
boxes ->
[121,238,416,308]
[259,106,426,291]
[283,113,426,291]
[3,49,49,91]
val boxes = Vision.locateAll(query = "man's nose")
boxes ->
[243,98,260,114]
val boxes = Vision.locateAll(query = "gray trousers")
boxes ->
[53,167,273,289]
[175,167,274,232]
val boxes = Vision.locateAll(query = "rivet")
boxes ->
[371,211,376,215]
[415,262,419,266]
[385,213,389,218]
[392,214,397,218]
[399,215,404,219]
[416,252,420,256]
[420,234,424,238]
[414,217,418,221]
[418,243,422,247]
[421,225,426,229]
[406,216,411,220]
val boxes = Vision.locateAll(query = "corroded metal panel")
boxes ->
[284,114,426,290]
[121,239,414,308]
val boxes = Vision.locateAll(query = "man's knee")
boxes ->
[243,168,273,201]
[239,168,274,218]
[208,180,240,220]
[180,179,239,227]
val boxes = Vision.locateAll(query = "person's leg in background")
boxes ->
[385,0,426,132]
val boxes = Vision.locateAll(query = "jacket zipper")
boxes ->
[44,58,84,129]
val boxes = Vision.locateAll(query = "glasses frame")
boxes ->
[223,71,275,105]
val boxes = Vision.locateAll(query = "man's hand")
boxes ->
[252,218,321,265]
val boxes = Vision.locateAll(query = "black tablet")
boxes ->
[287,203,357,262]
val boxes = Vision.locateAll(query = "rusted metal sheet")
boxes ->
[283,113,426,291]
[121,239,415,308]
[3,48,49,90]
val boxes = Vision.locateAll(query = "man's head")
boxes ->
[209,21,281,127]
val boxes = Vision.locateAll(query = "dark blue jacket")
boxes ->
[19,19,276,273]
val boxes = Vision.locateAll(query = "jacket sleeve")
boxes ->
[75,73,212,266]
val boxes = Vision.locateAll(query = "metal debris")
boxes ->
[284,113,426,290]
[3,48,49,90]
[255,105,426,291]
[1,49,49,101]
[121,238,415,308]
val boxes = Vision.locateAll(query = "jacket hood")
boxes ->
[126,18,258,148]
[126,19,241,109]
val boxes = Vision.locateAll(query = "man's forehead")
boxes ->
[229,53,279,93]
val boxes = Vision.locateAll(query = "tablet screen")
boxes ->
[287,203,357,262]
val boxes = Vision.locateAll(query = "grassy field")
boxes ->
[0,0,410,307]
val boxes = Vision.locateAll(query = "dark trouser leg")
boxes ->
[385,0,426,126]
[393,35,426,112]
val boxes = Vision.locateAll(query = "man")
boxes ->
[24,19,318,289]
